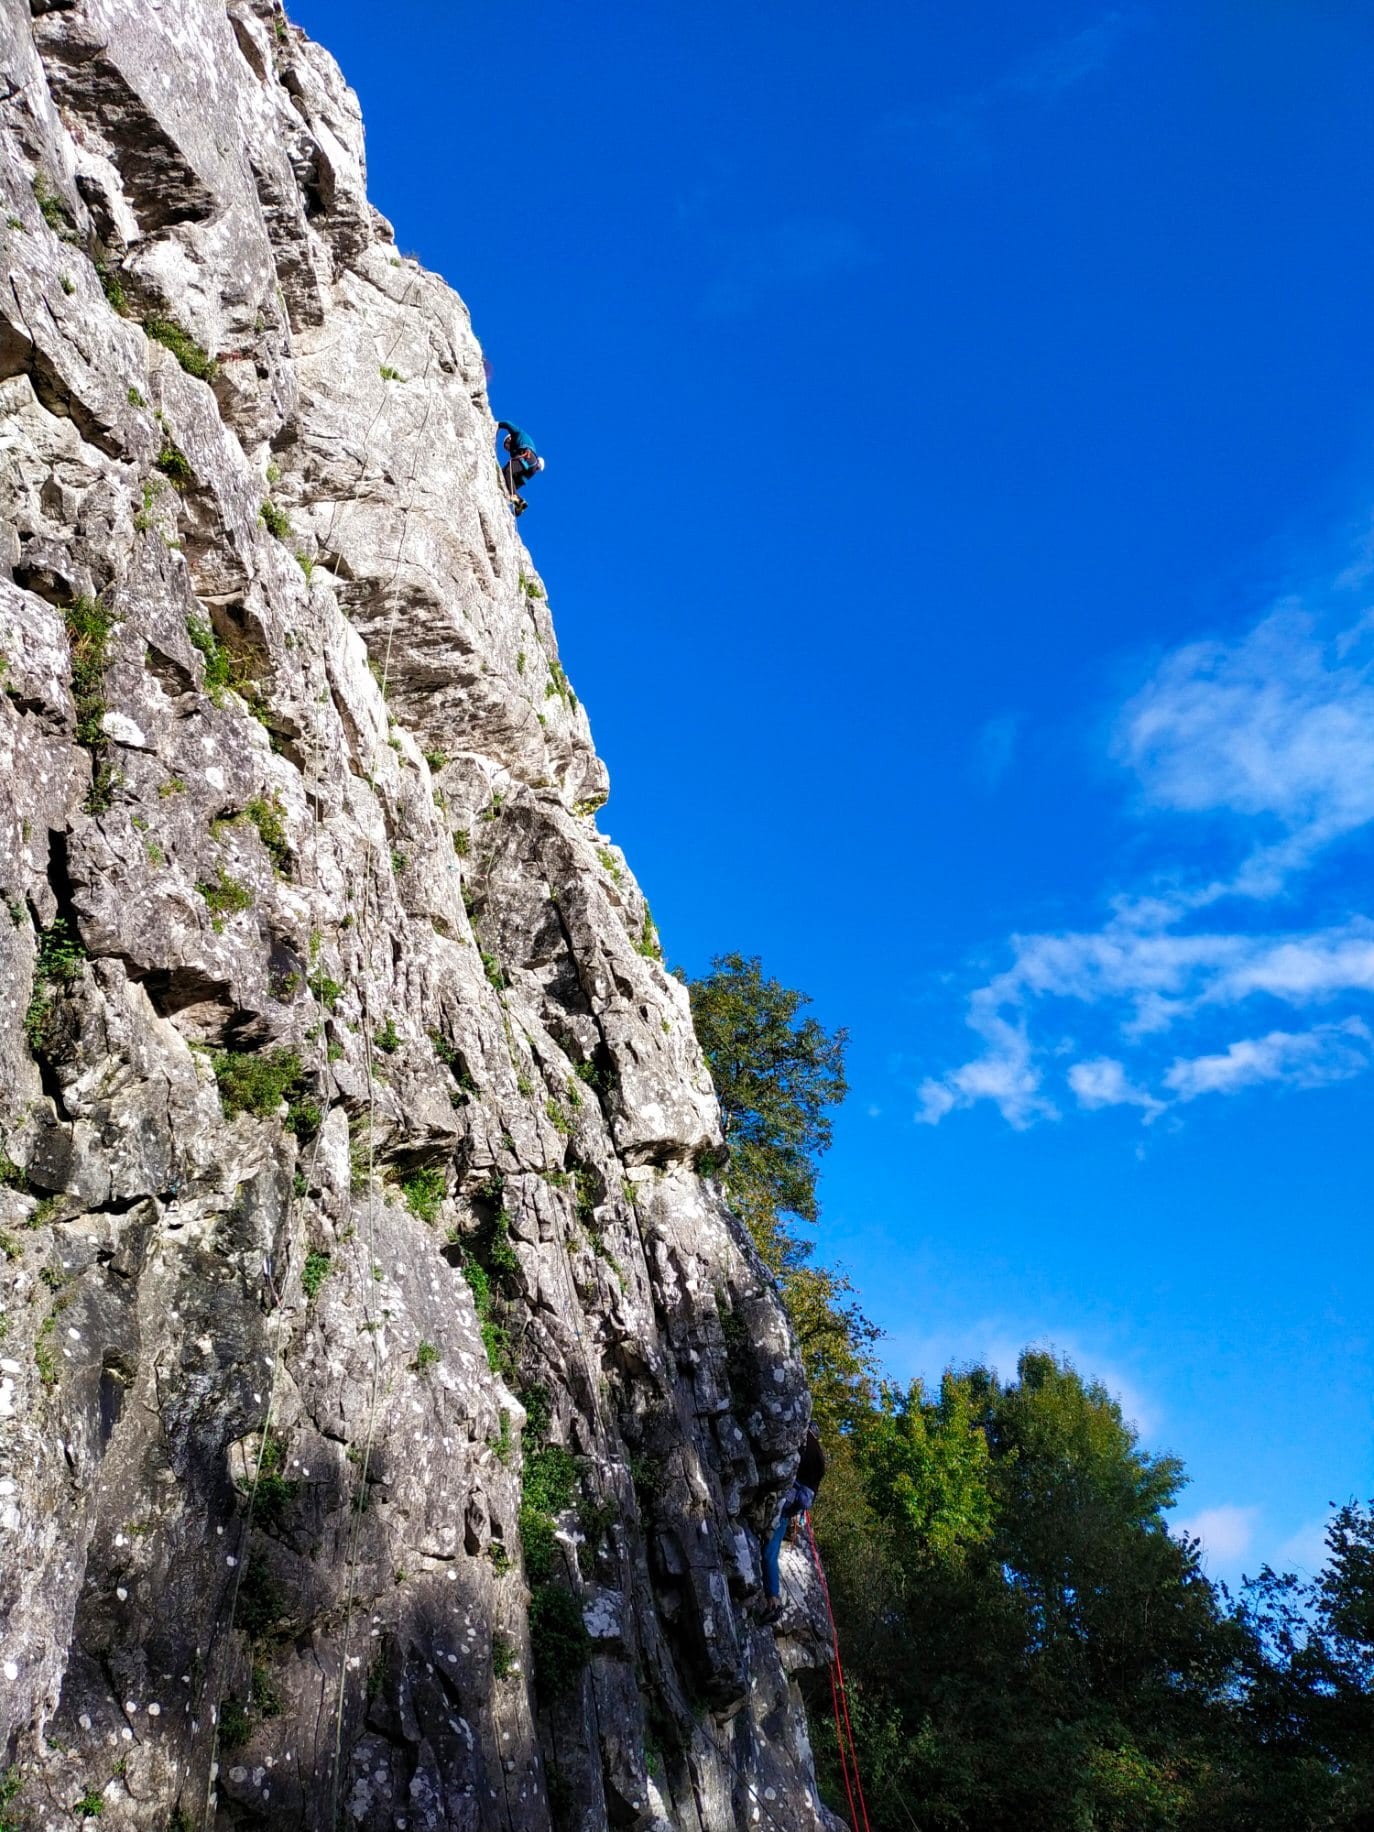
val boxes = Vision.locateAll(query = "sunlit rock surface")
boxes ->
[0,2,840,1827]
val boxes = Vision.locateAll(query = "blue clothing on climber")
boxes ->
[497,420,544,515]
[760,1423,825,1626]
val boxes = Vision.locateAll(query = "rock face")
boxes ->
[0,5,838,1829]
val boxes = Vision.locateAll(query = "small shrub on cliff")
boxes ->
[490,1630,516,1679]
[401,1167,445,1225]
[197,865,254,920]
[154,440,194,492]
[24,916,85,1054]
[259,499,290,539]
[244,795,290,874]
[64,595,114,745]
[210,1046,303,1119]
[301,1251,331,1301]
[529,1585,590,1701]
[143,314,218,381]
[186,617,234,704]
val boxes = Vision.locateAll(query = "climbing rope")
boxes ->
[804,1515,872,1832]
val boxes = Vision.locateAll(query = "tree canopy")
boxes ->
[687,949,1374,1832]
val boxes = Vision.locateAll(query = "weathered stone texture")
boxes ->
[0,4,838,1828]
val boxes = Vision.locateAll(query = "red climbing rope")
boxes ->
[805,1515,874,1832]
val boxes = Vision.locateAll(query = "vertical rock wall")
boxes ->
[0,4,837,1828]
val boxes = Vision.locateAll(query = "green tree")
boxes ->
[688,953,875,1436]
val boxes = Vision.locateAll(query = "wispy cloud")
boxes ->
[919,569,1374,1129]
[877,10,1141,167]
[701,219,871,319]
[1176,1503,1259,1566]
[976,713,1020,788]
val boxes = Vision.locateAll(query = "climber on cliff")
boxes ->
[496,420,544,517]
[758,1421,825,1628]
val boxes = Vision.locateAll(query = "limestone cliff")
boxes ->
[0,5,837,1828]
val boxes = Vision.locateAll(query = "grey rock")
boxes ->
[0,3,837,1827]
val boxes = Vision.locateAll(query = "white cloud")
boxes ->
[1164,1020,1371,1101]
[1176,1504,1259,1566]
[702,220,871,318]
[1114,610,1374,897]
[920,585,1374,1128]
[1068,1056,1164,1116]
[1279,1517,1332,1575]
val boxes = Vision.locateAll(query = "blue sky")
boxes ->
[288,0,1374,1584]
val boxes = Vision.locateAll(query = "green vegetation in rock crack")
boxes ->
[34,1314,59,1388]
[401,1167,445,1225]
[490,1630,516,1680]
[389,849,407,877]
[218,1699,251,1749]
[373,1016,400,1054]
[480,950,507,992]
[143,840,165,868]
[234,1553,285,1641]
[158,775,185,798]
[516,1073,533,1098]
[413,1340,440,1373]
[142,315,218,381]
[210,1047,317,1145]
[197,864,253,920]
[300,1251,331,1301]
[545,1167,570,1190]
[519,574,545,601]
[242,794,290,874]
[629,1455,662,1508]
[544,1096,571,1137]
[58,272,74,296]
[576,1494,617,1571]
[565,1077,584,1113]
[292,1170,307,1198]
[32,171,77,239]
[422,747,448,772]
[24,915,85,1054]
[461,1261,511,1377]
[479,792,504,822]
[528,1584,590,1701]
[378,364,404,382]
[308,970,341,1010]
[0,1146,25,1192]
[488,1539,511,1575]
[325,1041,344,1064]
[633,905,662,962]
[154,440,193,492]
[94,262,126,314]
[294,552,315,579]
[264,460,281,486]
[572,794,608,818]
[132,479,159,534]
[6,897,26,927]
[4,213,22,231]
[492,1409,513,1464]
[453,827,470,857]
[250,1665,283,1719]
[63,594,114,746]
[30,1194,60,1226]
[348,1124,373,1192]
[596,847,624,887]
[73,1791,105,1818]
[246,1430,299,1529]
[259,500,290,540]
[126,385,145,408]
[184,616,252,709]
[518,1381,551,1444]
[84,760,123,817]
[515,649,526,674]
[111,1757,126,1781]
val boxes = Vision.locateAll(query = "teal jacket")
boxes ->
[498,420,537,457]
